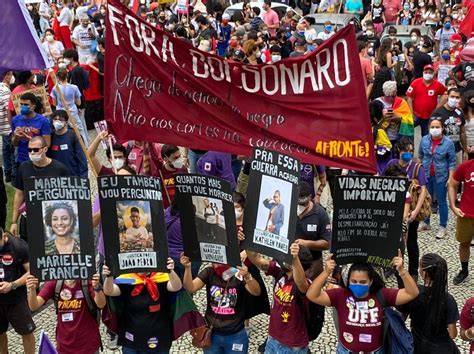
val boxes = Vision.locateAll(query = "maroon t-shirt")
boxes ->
[266,261,310,348]
[326,287,399,352]
[460,297,474,354]
[160,166,187,208]
[39,281,100,354]
[99,165,114,176]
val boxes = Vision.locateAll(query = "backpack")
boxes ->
[376,290,414,354]
[294,288,325,342]
[407,163,432,221]
[54,280,99,324]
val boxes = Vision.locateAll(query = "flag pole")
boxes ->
[49,69,98,178]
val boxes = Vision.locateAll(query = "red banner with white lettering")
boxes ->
[105,0,377,173]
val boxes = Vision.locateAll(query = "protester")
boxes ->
[57,0,74,49]
[460,296,474,352]
[418,117,456,239]
[0,227,35,354]
[197,151,236,190]
[42,28,64,66]
[463,90,474,160]
[159,144,188,209]
[448,156,474,285]
[398,253,459,353]
[71,14,99,64]
[180,255,261,353]
[26,273,105,354]
[307,252,419,353]
[0,71,14,183]
[262,0,279,37]
[88,130,128,176]
[103,259,182,353]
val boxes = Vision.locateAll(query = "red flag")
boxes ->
[459,3,474,39]
[105,0,377,173]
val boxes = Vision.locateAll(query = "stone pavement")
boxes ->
[2,131,474,353]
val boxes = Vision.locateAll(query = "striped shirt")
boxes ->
[0,83,11,135]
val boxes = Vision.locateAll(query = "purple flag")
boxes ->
[0,0,50,72]
[38,330,57,354]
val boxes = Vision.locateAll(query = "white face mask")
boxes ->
[297,205,307,215]
[447,97,459,108]
[45,34,54,42]
[63,59,71,66]
[235,210,243,219]
[9,75,15,85]
[271,55,281,62]
[256,51,262,58]
[172,158,184,169]
[423,73,433,81]
[58,62,67,69]
[411,35,417,42]
[366,30,374,37]
[112,158,125,170]
[430,127,442,137]
[53,121,65,131]
[29,153,43,163]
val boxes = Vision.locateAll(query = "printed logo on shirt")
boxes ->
[147,337,158,348]
[210,285,237,315]
[164,177,175,186]
[50,144,60,151]
[406,86,413,93]
[60,288,72,301]
[129,152,137,160]
[465,172,474,183]
[343,332,354,343]
[204,162,212,171]
[274,281,294,304]
[428,90,435,96]
[346,296,356,309]
[1,254,13,266]
[281,311,290,323]
[347,304,380,326]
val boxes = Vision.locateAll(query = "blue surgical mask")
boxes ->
[441,53,450,61]
[20,105,31,116]
[444,22,451,29]
[401,152,413,162]
[325,25,332,32]
[348,283,370,298]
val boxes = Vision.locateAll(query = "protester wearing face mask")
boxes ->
[412,36,433,79]
[11,93,51,166]
[307,253,418,354]
[47,110,87,178]
[397,2,414,25]
[317,21,335,41]
[343,0,363,20]
[448,33,463,66]
[418,117,456,239]
[293,181,331,280]
[462,90,474,160]
[57,0,74,49]
[432,88,468,162]
[407,64,447,136]
[160,144,188,208]
[10,136,69,236]
[0,71,15,184]
[72,14,99,64]
[88,130,128,176]
[242,40,263,64]
[41,29,64,67]
[370,0,386,35]
[435,16,456,53]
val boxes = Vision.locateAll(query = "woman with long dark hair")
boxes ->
[398,253,459,353]
[307,253,418,354]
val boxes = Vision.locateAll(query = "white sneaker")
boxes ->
[418,222,431,232]
[435,227,447,240]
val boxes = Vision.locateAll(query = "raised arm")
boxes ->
[180,254,205,294]
[306,255,335,306]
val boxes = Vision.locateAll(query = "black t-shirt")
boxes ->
[432,106,465,152]
[371,5,385,23]
[398,285,459,353]
[68,65,89,109]
[197,266,247,335]
[14,160,70,191]
[412,51,433,79]
[295,203,331,261]
[0,236,29,304]
[117,282,172,351]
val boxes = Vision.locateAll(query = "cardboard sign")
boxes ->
[242,148,300,264]
[174,174,240,266]
[12,86,52,116]
[98,175,168,275]
[24,177,95,281]
[331,175,407,267]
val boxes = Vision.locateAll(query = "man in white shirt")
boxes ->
[317,21,335,41]
[71,14,98,64]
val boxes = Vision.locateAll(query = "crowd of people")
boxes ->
[0,0,474,353]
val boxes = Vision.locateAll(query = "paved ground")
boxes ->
[2,129,474,353]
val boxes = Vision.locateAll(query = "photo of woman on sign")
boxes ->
[43,201,81,255]
[263,190,285,235]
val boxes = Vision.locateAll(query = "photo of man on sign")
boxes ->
[263,190,285,235]
[192,196,227,245]
[117,201,154,252]
[43,201,81,256]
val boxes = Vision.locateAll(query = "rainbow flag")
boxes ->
[394,97,414,137]
[114,272,169,285]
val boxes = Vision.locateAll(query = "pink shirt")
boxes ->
[383,0,402,23]
[263,9,279,37]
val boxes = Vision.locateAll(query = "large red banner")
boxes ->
[105,0,377,173]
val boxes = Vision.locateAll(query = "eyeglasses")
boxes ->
[430,117,443,122]
[28,147,45,152]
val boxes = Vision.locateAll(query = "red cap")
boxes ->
[450,33,462,42]
[423,64,434,71]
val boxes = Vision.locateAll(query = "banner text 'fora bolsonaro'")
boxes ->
[105,0,377,173]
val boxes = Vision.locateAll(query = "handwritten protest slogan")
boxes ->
[24,177,95,281]
[243,148,300,264]
[175,174,240,267]
[105,0,376,173]
[12,86,53,116]
[332,176,407,266]
[99,175,169,275]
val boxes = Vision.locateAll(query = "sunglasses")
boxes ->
[28,147,45,152]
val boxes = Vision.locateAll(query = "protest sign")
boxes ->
[174,174,240,266]
[94,120,116,150]
[242,148,299,264]
[437,64,454,87]
[331,175,407,267]
[24,177,94,281]
[12,86,52,116]
[105,0,377,173]
[98,175,168,275]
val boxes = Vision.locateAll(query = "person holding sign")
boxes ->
[44,202,80,256]
[102,259,182,353]
[263,191,285,235]
[180,256,260,353]
[307,252,419,354]
[26,273,105,354]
